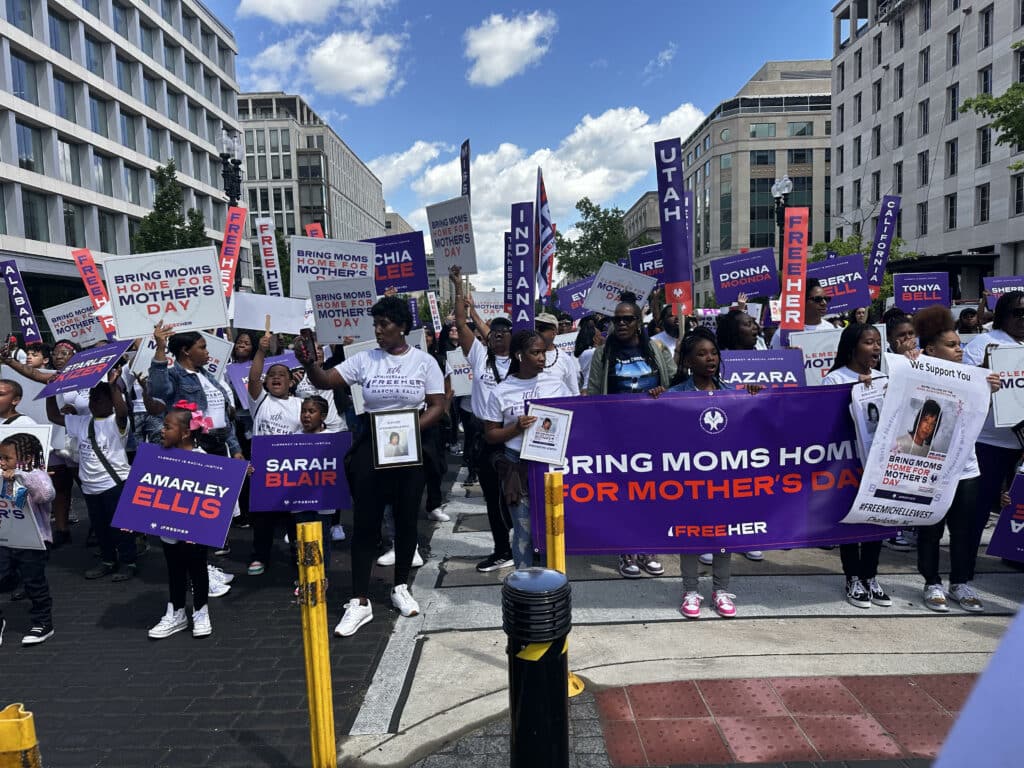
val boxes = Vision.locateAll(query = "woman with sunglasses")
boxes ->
[586,292,676,578]
[769,279,835,348]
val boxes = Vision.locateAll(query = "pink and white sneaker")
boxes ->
[679,591,702,619]
[712,591,737,618]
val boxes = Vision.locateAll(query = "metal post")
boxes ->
[544,472,585,697]
[502,568,571,768]
[296,522,336,768]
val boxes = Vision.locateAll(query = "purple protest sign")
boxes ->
[554,276,595,321]
[893,271,949,313]
[807,254,872,314]
[35,339,133,400]
[527,387,894,553]
[362,231,429,294]
[408,297,421,329]
[226,351,299,410]
[250,431,352,512]
[0,260,42,344]
[867,195,901,299]
[982,276,1024,310]
[503,231,513,312]
[654,138,694,314]
[720,349,806,389]
[628,243,665,289]
[711,248,779,304]
[111,443,247,547]
[987,475,1024,563]
[510,203,535,331]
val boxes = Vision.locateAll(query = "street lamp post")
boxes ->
[771,175,793,272]
[220,130,244,291]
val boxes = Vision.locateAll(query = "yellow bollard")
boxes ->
[296,522,337,768]
[544,472,585,698]
[0,703,42,768]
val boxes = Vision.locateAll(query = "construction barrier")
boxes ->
[0,703,42,768]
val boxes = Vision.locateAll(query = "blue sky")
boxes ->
[208,1,833,289]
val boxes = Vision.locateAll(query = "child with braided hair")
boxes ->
[0,432,55,645]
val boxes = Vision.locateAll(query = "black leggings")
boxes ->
[477,434,511,555]
[840,540,882,581]
[918,476,978,585]
[460,408,478,473]
[162,541,208,611]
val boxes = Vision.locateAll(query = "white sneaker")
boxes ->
[391,584,420,617]
[334,599,373,636]
[330,525,346,542]
[207,564,234,584]
[192,605,212,638]
[208,579,231,598]
[376,548,396,566]
[744,551,764,561]
[412,547,424,567]
[428,506,451,522]
[698,553,714,565]
[148,603,188,639]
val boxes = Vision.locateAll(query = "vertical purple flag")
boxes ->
[867,195,901,299]
[628,243,665,289]
[654,138,693,314]
[0,260,42,344]
[510,203,535,331]
[362,231,429,294]
[460,139,471,199]
[503,231,513,312]
[893,271,950,313]
[408,297,421,329]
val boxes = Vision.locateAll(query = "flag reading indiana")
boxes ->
[535,167,556,302]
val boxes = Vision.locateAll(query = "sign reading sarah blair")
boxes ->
[289,236,373,299]
[250,432,352,512]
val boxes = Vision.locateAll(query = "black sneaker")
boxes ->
[22,625,54,646]
[111,564,137,583]
[84,562,117,580]
[866,578,892,607]
[476,552,514,573]
[845,577,871,608]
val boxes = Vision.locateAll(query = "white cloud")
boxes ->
[238,0,343,25]
[463,11,557,87]
[306,30,406,105]
[368,141,450,197]
[339,0,397,27]
[643,42,677,84]
[394,102,705,291]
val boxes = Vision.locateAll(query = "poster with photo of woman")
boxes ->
[371,410,422,469]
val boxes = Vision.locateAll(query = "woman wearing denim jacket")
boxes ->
[147,322,243,460]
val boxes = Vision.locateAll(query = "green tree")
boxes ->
[809,233,915,317]
[960,41,1024,170]
[553,197,629,279]
[131,160,210,253]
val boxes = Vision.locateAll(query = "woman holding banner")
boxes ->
[451,269,515,572]
[820,323,891,609]
[295,296,446,637]
[587,292,675,579]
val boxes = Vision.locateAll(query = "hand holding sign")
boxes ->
[293,335,316,366]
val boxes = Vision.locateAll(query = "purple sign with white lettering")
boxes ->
[227,351,299,410]
[250,431,352,512]
[986,475,1024,563]
[628,243,665,289]
[720,349,806,389]
[35,339,133,400]
[867,195,901,299]
[807,255,872,314]
[893,271,949,313]
[527,387,894,553]
[503,231,513,312]
[711,248,779,304]
[111,442,248,547]
[510,203,535,331]
[0,260,42,343]
[554,276,595,321]
[982,276,1024,310]
[362,231,429,294]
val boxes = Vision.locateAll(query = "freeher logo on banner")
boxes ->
[218,206,247,300]
[509,202,535,331]
[779,208,810,331]
[72,248,116,338]
[654,138,693,314]
[362,231,429,294]
[807,254,871,314]
[629,243,665,289]
[867,195,901,299]
[894,271,949,313]
[711,248,779,304]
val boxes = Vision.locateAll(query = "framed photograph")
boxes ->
[371,409,422,469]
[519,404,574,466]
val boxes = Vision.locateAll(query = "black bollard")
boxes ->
[502,567,571,768]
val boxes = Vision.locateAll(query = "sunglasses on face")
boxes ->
[613,315,638,325]
[809,295,831,305]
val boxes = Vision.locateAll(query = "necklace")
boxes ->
[543,348,559,369]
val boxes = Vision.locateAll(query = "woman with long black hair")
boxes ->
[296,296,446,637]
[586,291,675,578]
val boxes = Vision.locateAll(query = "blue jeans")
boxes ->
[502,450,532,568]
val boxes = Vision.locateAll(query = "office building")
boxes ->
[623,191,661,247]
[831,0,1024,294]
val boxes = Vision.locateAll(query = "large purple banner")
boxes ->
[986,475,1024,563]
[711,248,779,304]
[510,203,535,331]
[982,276,1024,310]
[527,387,894,553]
[720,349,806,389]
[893,271,949,313]
[362,231,429,294]
[227,351,299,410]
[554,276,595,321]
[0,260,42,344]
[250,432,352,512]
[867,195,901,299]
[807,255,871,314]
[628,243,665,289]
[111,443,248,548]
[36,339,133,400]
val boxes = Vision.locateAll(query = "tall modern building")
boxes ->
[238,92,385,248]
[1,0,246,316]
[831,0,1024,295]
[674,61,833,305]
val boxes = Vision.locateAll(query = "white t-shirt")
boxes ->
[482,375,574,453]
[64,414,129,495]
[251,390,303,436]
[335,347,444,413]
[195,372,228,429]
[820,366,870,386]
[468,339,511,419]
[293,375,344,432]
[770,319,835,349]
[1,414,36,426]
[59,388,91,417]
[963,329,1023,449]
[539,348,580,396]
[578,348,596,389]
